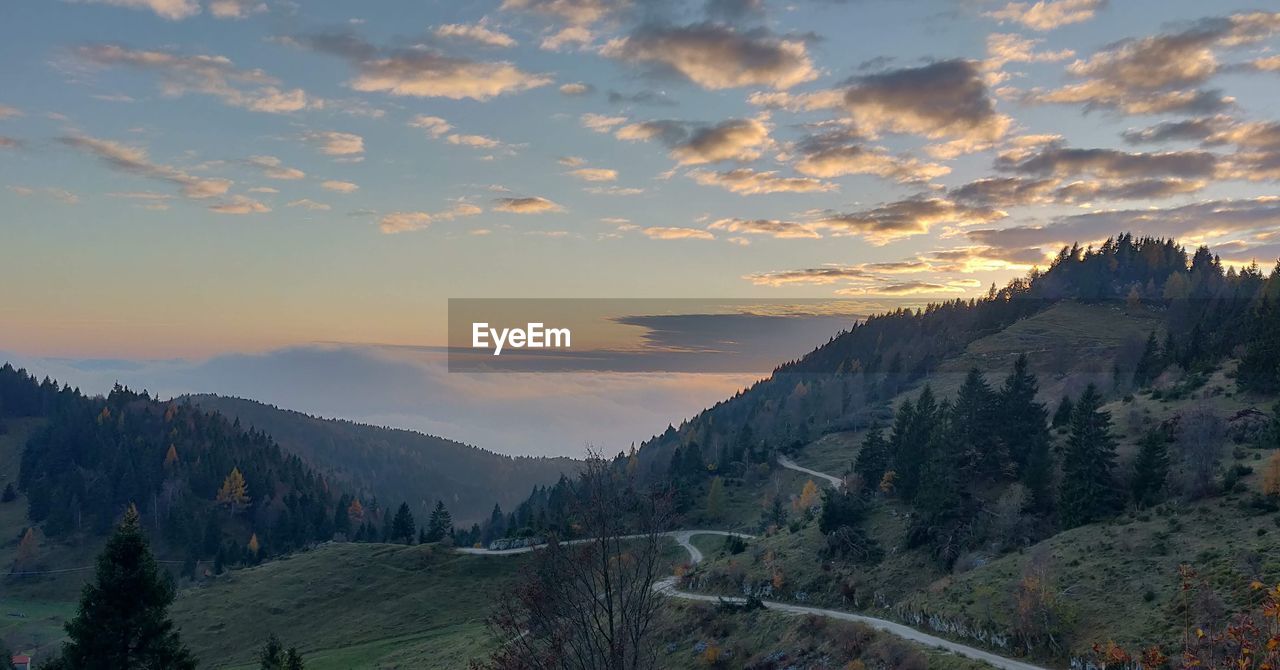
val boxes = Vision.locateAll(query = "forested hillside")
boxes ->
[484,234,1280,664]
[186,394,579,523]
[0,366,342,571]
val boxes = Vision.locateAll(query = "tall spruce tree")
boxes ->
[60,506,197,670]
[998,355,1053,511]
[425,500,453,542]
[1131,428,1170,507]
[391,502,416,544]
[1133,331,1164,387]
[892,385,938,501]
[1052,394,1074,429]
[852,427,889,491]
[1059,385,1120,528]
[907,405,969,566]
[952,368,1003,480]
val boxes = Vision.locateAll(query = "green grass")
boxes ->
[170,542,527,669]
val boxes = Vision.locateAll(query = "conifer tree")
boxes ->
[892,386,937,501]
[1052,395,1074,428]
[852,428,888,491]
[391,502,416,544]
[953,368,1003,480]
[285,647,305,670]
[998,355,1053,510]
[424,500,452,542]
[1133,331,1164,387]
[1,482,15,503]
[1059,385,1120,528]
[60,506,198,669]
[1131,429,1170,507]
[216,467,250,511]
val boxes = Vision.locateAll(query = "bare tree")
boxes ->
[1175,404,1224,499]
[479,453,672,670]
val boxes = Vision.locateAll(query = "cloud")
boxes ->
[814,196,1006,244]
[76,44,312,114]
[559,82,594,95]
[841,59,1011,154]
[568,167,618,182]
[745,265,874,286]
[792,128,950,182]
[500,0,619,26]
[617,116,770,165]
[1121,116,1280,181]
[208,0,265,19]
[72,0,200,20]
[541,26,595,51]
[494,196,564,213]
[378,203,483,233]
[0,104,21,120]
[995,142,1218,179]
[448,134,499,149]
[642,226,715,240]
[984,33,1075,81]
[433,22,517,48]
[297,31,551,100]
[287,198,331,211]
[607,89,676,106]
[966,197,1280,253]
[986,0,1106,31]
[585,185,645,196]
[707,218,819,239]
[0,137,20,150]
[1022,12,1280,115]
[304,130,364,156]
[209,195,270,215]
[949,174,1205,207]
[836,281,968,296]
[247,155,305,180]
[601,23,817,91]
[408,115,452,137]
[581,113,627,132]
[58,133,231,199]
[321,180,359,193]
[8,186,80,204]
[687,168,836,195]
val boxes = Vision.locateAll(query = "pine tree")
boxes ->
[1133,331,1164,387]
[1059,385,1120,529]
[953,368,1003,480]
[1052,394,1074,428]
[216,467,250,511]
[1131,428,1170,507]
[391,502,416,544]
[1,482,15,503]
[852,428,889,492]
[997,355,1053,511]
[61,506,198,669]
[285,647,305,670]
[424,501,452,542]
[892,386,938,501]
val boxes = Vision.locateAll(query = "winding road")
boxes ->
[460,456,1049,670]
[777,454,844,488]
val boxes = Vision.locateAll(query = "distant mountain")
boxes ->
[184,394,579,523]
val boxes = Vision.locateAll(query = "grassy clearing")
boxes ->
[170,542,525,669]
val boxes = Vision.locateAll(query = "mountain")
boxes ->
[488,234,1280,664]
[184,394,579,524]
[0,365,341,572]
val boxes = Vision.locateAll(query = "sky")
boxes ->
[4,0,1280,456]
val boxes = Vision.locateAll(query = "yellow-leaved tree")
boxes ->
[1263,451,1280,497]
[163,444,179,468]
[216,467,250,511]
[247,533,260,556]
[796,479,821,512]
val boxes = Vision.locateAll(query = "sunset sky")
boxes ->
[4,0,1280,455]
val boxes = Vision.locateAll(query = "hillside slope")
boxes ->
[187,394,579,523]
